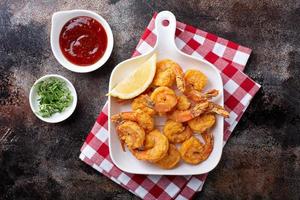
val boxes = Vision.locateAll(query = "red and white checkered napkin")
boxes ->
[79,13,261,200]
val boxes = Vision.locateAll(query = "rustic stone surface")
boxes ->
[0,0,299,199]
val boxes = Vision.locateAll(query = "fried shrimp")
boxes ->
[188,113,216,133]
[184,69,208,91]
[176,95,191,110]
[131,94,156,116]
[152,60,176,87]
[150,86,177,113]
[168,101,209,122]
[152,59,185,92]
[185,89,219,102]
[131,130,169,162]
[206,102,230,118]
[111,109,154,132]
[163,120,192,143]
[116,121,145,150]
[155,144,181,169]
[179,133,214,165]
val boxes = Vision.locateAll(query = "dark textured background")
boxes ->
[0,0,299,199]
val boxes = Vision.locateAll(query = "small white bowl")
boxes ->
[51,10,114,73]
[29,74,77,123]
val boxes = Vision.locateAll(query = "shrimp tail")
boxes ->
[207,102,229,118]
[173,65,186,93]
[191,101,209,118]
[167,101,209,123]
[185,89,219,102]
[205,89,219,98]
[111,112,136,124]
[144,94,155,108]
[200,132,214,159]
[119,136,126,152]
[116,128,126,152]
[111,114,123,124]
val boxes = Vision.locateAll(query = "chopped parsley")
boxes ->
[35,78,73,117]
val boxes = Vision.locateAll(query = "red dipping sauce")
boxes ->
[59,16,107,66]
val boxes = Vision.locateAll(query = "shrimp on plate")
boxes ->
[184,69,207,91]
[131,130,169,162]
[179,133,214,165]
[188,113,216,133]
[111,109,154,132]
[163,120,192,143]
[183,69,218,102]
[150,86,177,113]
[155,144,181,169]
[176,95,191,111]
[131,94,156,116]
[115,121,145,151]
[152,59,185,92]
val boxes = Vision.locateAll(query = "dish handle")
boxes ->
[155,11,177,50]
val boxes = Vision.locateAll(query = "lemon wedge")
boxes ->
[109,54,157,99]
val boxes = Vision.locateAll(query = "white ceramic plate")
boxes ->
[29,74,77,123]
[108,11,223,175]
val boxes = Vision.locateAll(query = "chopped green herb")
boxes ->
[35,78,73,117]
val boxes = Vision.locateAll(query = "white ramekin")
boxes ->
[51,10,114,73]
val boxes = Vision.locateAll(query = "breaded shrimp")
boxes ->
[184,69,208,91]
[150,86,177,113]
[111,109,154,132]
[152,59,185,92]
[131,130,169,162]
[176,95,191,110]
[116,121,145,150]
[132,94,156,116]
[155,144,181,169]
[179,133,213,165]
[163,120,192,143]
[188,113,216,133]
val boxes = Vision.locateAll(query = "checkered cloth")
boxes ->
[79,13,261,200]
